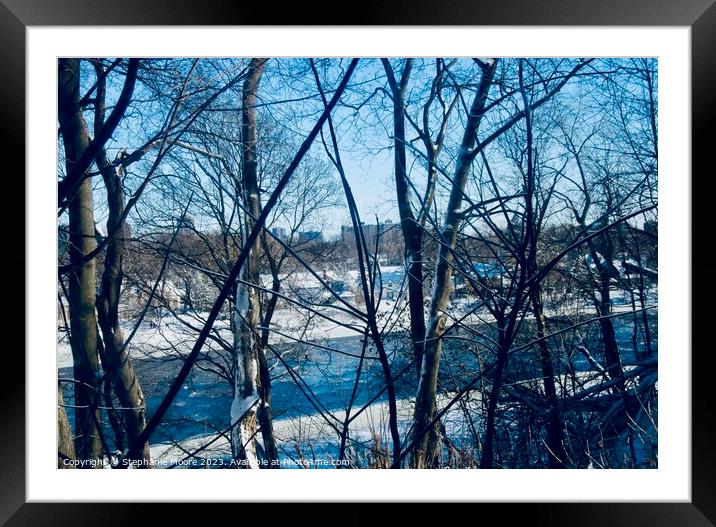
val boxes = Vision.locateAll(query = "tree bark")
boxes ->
[258,233,283,466]
[92,61,152,466]
[57,382,76,468]
[412,60,497,468]
[58,58,102,463]
[381,59,427,380]
[586,237,625,392]
[530,289,567,468]
[231,58,278,468]
[479,323,508,468]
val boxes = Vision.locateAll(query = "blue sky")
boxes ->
[62,57,657,240]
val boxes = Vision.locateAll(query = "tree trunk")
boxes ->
[412,61,497,468]
[520,62,566,468]
[530,289,567,468]
[381,59,427,380]
[57,382,76,468]
[480,306,524,469]
[58,58,102,463]
[479,327,508,469]
[92,61,151,466]
[259,234,283,466]
[586,237,625,392]
[231,58,278,468]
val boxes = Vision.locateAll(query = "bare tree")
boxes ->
[58,58,104,463]
[91,60,152,465]
[230,58,276,467]
[56,57,657,471]
[412,59,498,468]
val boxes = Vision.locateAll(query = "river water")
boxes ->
[59,313,657,452]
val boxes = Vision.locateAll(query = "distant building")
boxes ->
[297,231,323,243]
[271,227,287,240]
[473,261,503,280]
[341,219,402,245]
[452,260,505,296]
[380,267,405,301]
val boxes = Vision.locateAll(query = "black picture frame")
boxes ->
[6,0,714,524]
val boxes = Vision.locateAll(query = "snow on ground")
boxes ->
[57,289,412,369]
[149,394,470,467]
[57,286,657,370]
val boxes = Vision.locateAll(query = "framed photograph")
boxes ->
[9,0,713,524]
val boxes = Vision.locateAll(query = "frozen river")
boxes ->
[58,311,656,452]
